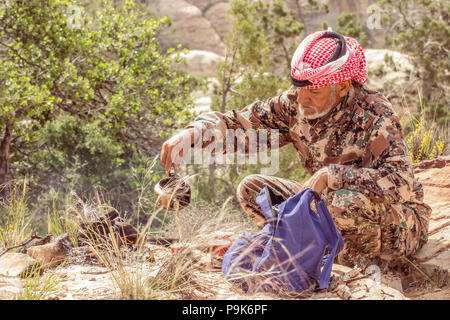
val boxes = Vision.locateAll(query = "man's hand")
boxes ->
[302,167,329,196]
[160,128,195,174]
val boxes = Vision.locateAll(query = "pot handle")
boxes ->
[169,163,176,177]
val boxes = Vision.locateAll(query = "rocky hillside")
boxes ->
[145,0,412,114]
[148,0,383,56]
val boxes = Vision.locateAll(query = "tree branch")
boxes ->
[397,1,415,30]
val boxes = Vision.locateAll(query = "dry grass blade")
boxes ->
[149,247,214,299]
[17,262,67,300]
[67,193,152,300]
[0,179,34,250]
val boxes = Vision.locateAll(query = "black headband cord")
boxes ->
[290,31,348,87]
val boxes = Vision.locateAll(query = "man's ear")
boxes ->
[336,80,351,98]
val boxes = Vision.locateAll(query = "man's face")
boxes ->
[295,84,338,120]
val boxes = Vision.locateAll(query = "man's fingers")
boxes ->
[161,145,169,174]
[161,129,194,175]
[164,145,174,174]
[163,144,174,174]
[161,143,168,167]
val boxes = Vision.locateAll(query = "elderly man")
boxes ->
[160,30,432,268]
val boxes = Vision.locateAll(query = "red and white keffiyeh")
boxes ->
[290,30,367,89]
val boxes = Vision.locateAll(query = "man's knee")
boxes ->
[236,174,264,201]
[325,188,383,262]
[325,188,382,226]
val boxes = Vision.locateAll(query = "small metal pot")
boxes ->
[154,165,191,211]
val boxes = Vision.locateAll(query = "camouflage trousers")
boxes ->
[236,174,431,268]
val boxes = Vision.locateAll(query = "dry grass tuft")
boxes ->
[0,179,34,250]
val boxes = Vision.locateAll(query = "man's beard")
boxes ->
[299,87,338,120]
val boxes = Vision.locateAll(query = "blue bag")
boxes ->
[222,187,344,293]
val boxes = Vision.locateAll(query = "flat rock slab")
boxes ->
[331,264,406,299]
[413,162,450,281]
[0,253,38,277]
[0,276,23,299]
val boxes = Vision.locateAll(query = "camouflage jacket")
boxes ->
[186,82,426,206]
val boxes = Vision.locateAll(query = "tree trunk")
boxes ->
[421,80,433,102]
[0,121,13,186]
[208,163,216,202]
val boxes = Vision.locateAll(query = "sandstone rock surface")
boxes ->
[204,2,232,39]
[27,241,68,269]
[413,156,450,283]
[176,50,224,78]
[148,0,226,55]
[0,253,38,277]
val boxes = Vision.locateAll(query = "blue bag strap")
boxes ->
[255,186,278,222]
[314,194,344,288]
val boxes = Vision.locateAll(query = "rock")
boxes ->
[54,233,75,250]
[378,286,405,300]
[79,221,112,244]
[381,274,403,293]
[0,253,39,277]
[102,210,119,222]
[18,235,53,254]
[331,263,353,276]
[346,277,406,300]
[336,284,352,300]
[149,0,389,70]
[330,263,407,299]
[185,0,212,12]
[341,267,361,282]
[114,221,138,245]
[413,159,450,283]
[418,259,449,287]
[413,156,450,174]
[352,289,367,299]
[148,0,226,55]
[78,212,141,248]
[0,276,23,299]
[27,240,68,269]
[365,49,413,91]
[204,2,232,39]
[0,276,23,289]
[176,50,224,78]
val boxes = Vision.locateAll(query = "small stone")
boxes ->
[341,267,361,282]
[54,233,74,249]
[381,275,403,293]
[114,221,138,244]
[331,264,353,277]
[336,284,352,300]
[352,289,367,300]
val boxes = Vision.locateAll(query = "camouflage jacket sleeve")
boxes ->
[327,111,415,204]
[185,90,295,153]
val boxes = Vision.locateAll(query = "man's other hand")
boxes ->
[160,128,195,174]
[302,167,329,196]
